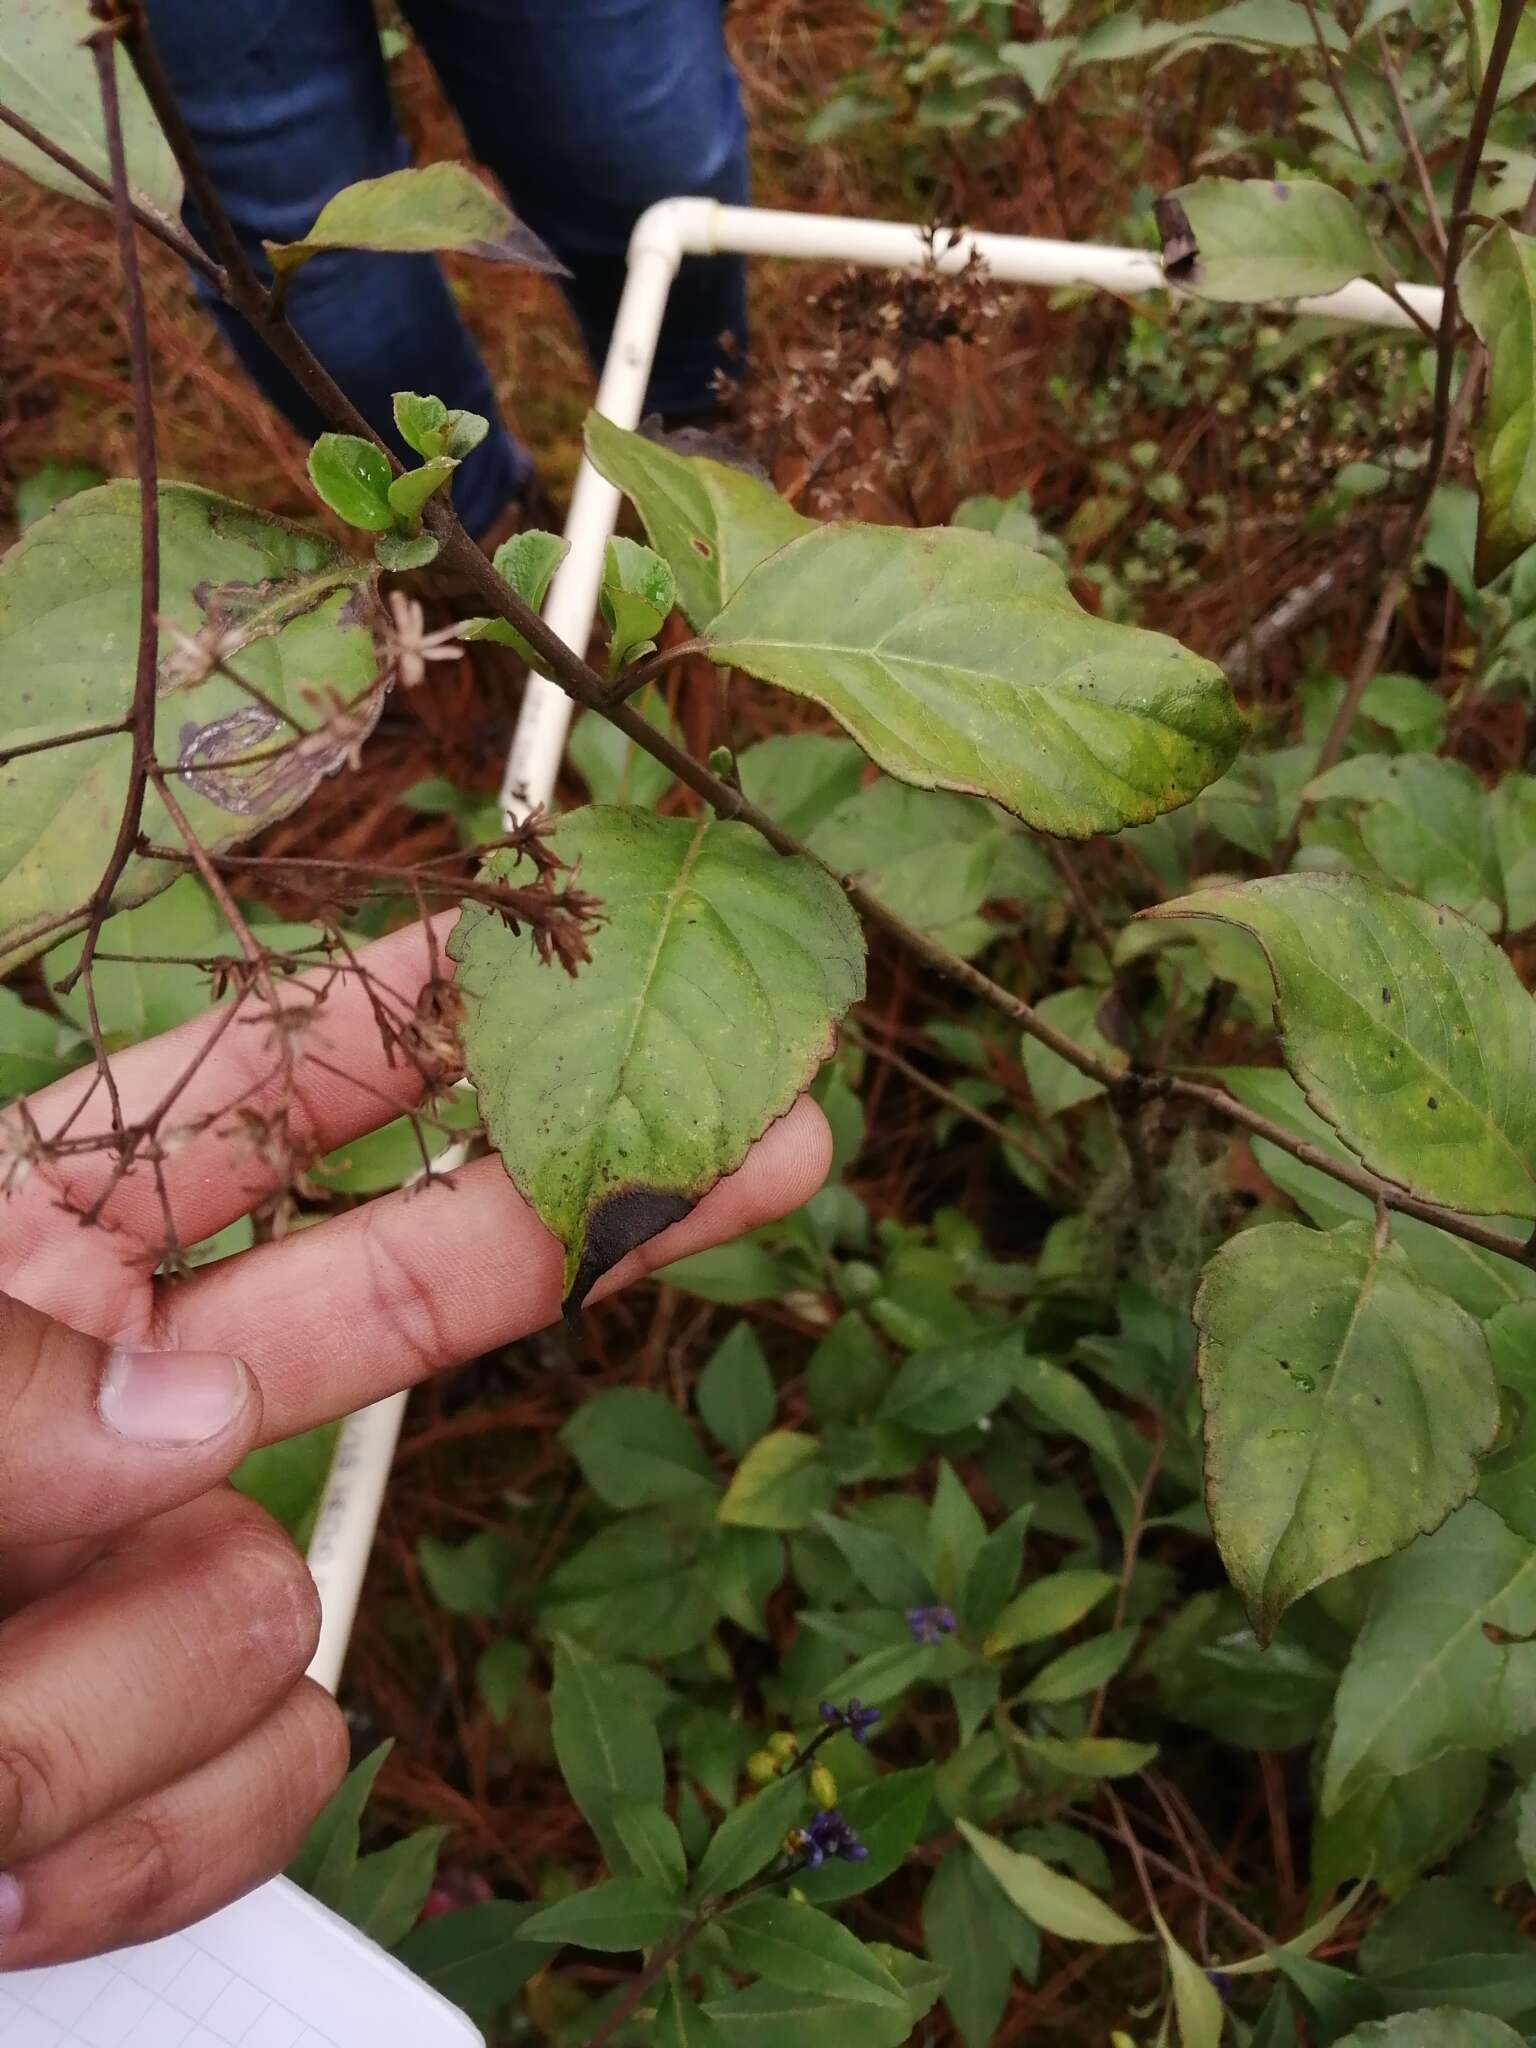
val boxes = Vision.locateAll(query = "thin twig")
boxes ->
[0,95,222,285]
[601,637,709,706]
[1300,0,1370,158]
[54,27,164,1151]
[1376,28,1448,254]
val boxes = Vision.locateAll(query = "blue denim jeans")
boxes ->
[146,0,750,533]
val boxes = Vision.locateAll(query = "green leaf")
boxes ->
[1473,1304,1536,1538]
[1195,1221,1499,1639]
[392,392,488,462]
[1151,1903,1224,2048]
[614,1803,689,1897]
[958,1819,1144,1945]
[1,1000,82,1106]
[0,0,181,227]
[1009,1355,1141,1526]
[1221,1880,1369,1979]
[719,1431,837,1530]
[705,525,1242,837]
[984,1570,1116,1658]
[15,462,104,532]
[960,1505,1033,1637]
[584,414,814,629]
[451,807,864,1311]
[375,529,440,571]
[1306,754,1504,931]
[600,536,676,673]
[561,1388,716,1509]
[692,1773,807,1901]
[814,1511,932,1606]
[0,483,383,972]
[698,1321,777,1454]
[1151,874,1536,1220]
[1018,1626,1139,1704]
[417,1530,517,1617]
[878,1328,1023,1436]
[927,1461,988,1603]
[476,1639,531,1724]
[1312,1753,1488,1900]
[1463,227,1536,584]
[1158,177,1384,302]
[738,734,868,840]
[709,1525,785,1636]
[830,1639,940,1708]
[550,1638,665,1875]
[700,1979,916,2048]
[1011,1733,1158,1779]
[1322,1502,1536,1812]
[1355,1877,1536,2018]
[458,529,571,664]
[45,878,226,1044]
[231,1423,337,1543]
[287,1742,392,1906]
[309,1091,479,1194]
[1494,772,1536,936]
[1216,1067,1536,1320]
[1021,986,1130,1115]
[654,1976,725,2047]
[309,434,395,531]
[922,1851,1018,2048]
[393,392,451,459]
[1335,2018,1526,2048]
[387,457,459,526]
[801,776,1024,956]
[394,1901,544,2016]
[519,1876,689,1952]
[266,162,565,277]
[569,687,678,810]
[338,1826,448,1949]
[721,1895,907,2009]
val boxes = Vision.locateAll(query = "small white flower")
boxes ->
[385,592,464,689]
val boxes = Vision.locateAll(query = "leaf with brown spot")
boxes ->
[450,806,865,1312]
[0,483,385,972]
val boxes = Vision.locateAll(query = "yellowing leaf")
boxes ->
[1195,1222,1498,1640]
[958,1820,1145,1945]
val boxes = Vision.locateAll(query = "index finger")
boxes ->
[3,915,459,1286]
[155,1094,833,1444]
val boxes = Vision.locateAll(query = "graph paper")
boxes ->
[0,1877,483,2047]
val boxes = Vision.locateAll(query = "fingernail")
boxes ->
[0,1873,23,1942]
[99,1349,249,1446]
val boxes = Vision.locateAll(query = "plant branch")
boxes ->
[1300,0,1370,159]
[0,96,222,285]
[602,637,709,706]
[1376,29,1448,254]
[0,719,132,768]
[118,6,398,465]
[110,1,1530,1274]
[55,26,163,1028]
[1277,341,1485,862]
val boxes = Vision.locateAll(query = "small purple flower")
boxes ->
[1206,1971,1232,2004]
[905,1604,957,1646]
[803,1808,869,1865]
[816,1698,882,1743]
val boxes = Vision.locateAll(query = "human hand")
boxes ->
[0,915,830,1964]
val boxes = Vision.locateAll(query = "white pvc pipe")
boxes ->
[309,197,1446,1690]
[501,196,1443,819]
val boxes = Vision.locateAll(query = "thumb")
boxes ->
[0,1292,262,1548]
